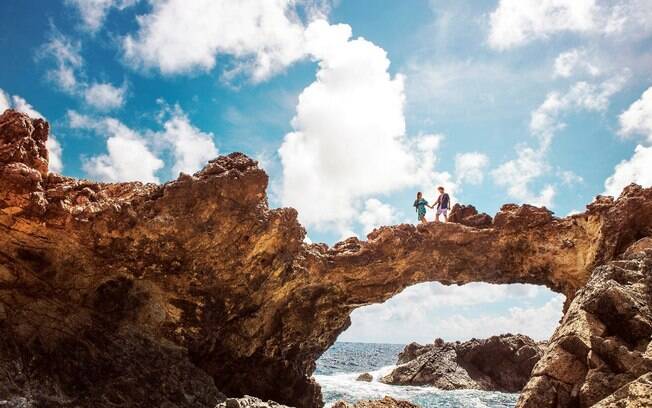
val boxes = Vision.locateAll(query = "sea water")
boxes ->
[314,342,518,408]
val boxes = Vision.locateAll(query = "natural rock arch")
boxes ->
[1,110,651,407]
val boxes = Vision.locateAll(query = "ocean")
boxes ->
[314,342,519,408]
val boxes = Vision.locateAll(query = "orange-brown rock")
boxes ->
[1,110,651,407]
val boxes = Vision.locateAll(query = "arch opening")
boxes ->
[314,282,566,407]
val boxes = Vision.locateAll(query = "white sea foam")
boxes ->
[315,366,517,408]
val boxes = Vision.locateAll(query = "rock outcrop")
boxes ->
[332,397,419,408]
[517,237,652,408]
[380,334,545,392]
[355,373,373,382]
[216,396,292,408]
[1,110,652,407]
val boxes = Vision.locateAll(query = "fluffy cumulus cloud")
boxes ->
[618,86,652,144]
[358,199,399,235]
[488,0,652,50]
[69,106,218,183]
[73,116,164,183]
[278,20,449,234]
[455,152,489,185]
[604,86,652,196]
[1,89,64,173]
[339,282,564,343]
[66,0,138,32]
[604,145,652,196]
[493,72,628,207]
[155,108,219,176]
[46,137,64,174]
[83,83,127,111]
[122,0,312,81]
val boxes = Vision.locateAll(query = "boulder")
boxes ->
[381,334,545,392]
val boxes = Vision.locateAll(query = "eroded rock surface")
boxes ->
[332,397,419,408]
[1,110,652,407]
[381,334,544,392]
[517,238,652,408]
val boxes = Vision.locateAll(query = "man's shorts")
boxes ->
[437,208,448,216]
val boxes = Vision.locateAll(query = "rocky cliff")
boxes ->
[380,334,545,392]
[1,109,651,407]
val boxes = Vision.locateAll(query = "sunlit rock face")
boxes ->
[1,110,651,407]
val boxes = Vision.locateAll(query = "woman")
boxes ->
[413,192,432,224]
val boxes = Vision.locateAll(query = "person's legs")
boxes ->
[419,214,427,224]
[442,209,448,222]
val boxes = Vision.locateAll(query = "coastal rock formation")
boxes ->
[216,396,292,408]
[1,110,652,407]
[380,334,545,392]
[447,204,492,228]
[332,397,419,408]
[517,238,652,408]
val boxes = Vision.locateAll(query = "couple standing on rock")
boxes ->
[413,186,450,224]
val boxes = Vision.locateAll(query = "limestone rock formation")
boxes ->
[332,397,419,408]
[1,110,652,407]
[517,238,652,408]
[380,334,545,392]
[447,203,492,228]
[216,396,292,408]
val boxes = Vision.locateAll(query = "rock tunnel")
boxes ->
[1,110,651,408]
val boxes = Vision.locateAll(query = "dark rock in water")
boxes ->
[381,334,545,392]
[1,110,652,408]
[356,372,373,382]
[333,396,419,408]
[217,396,292,408]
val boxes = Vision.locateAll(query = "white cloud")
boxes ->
[339,282,564,343]
[358,199,399,235]
[278,20,448,234]
[0,90,10,112]
[66,0,138,32]
[70,105,218,182]
[9,95,44,119]
[618,86,652,145]
[557,169,583,185]
[434,295,564,342]
[76,116,163,183]
[38,30,126,110]
[603,87,652,196]
[155,108,219,176]
[84,83,126,111]
[553,48,600,78]
[488,0,652,50]
[38,30,83,94]
[122,0,310,81]
[493,73,627,207]
[455,152,489,185]
[47,136,64,173]
[531,73,629,144]
[604,145,652,196]
[492,146,555,207]
[0,89,44,119]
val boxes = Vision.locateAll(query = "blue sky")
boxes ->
[1,0,651,343]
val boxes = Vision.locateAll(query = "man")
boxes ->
[434,186,450,223]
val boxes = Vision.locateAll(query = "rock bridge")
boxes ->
[1,110,651,408]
